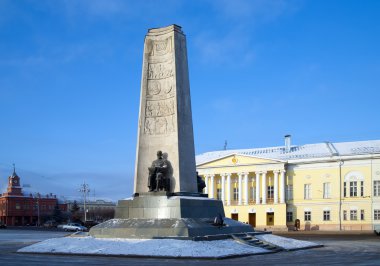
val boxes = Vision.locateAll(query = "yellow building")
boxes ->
[196,137,380,231]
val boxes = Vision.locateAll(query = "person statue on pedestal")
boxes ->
[148,151,171,192]
[196,172,206,193]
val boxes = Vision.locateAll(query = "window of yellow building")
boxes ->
[344,182,347,197]
[323,182,331,199]
[374,181,380,196]
[304,184,312,200]
[374,210,380,220]
[343,210,347,220]
[323,210,330,221]
[267,186,274,200]
[233,187,238,201]
[286,212,293,222]
[346,181,364,197]
[250,186,255,203]
[360,181,364,196]
[304,211,311,221]
[216,188,221,200]
[361,210,365,220]
[286,185,293,200]
[350,181,357,197]
[350,210,357,220]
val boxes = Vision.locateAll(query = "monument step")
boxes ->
[231,233,284,252]
[133,192,209,198]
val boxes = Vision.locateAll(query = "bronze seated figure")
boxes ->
[148,150,171,192]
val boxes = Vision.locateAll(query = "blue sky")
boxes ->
[0,0,379,200]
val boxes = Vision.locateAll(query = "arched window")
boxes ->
[344,171,364,197]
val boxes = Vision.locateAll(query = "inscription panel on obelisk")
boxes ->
[134,25,197,194]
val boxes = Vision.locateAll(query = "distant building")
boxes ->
[0,167,64,226]
[197,138,380,231]
[67,199,116,222]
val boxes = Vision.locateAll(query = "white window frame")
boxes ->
[350,210,357,220]
[286,185,293,200]
[233,187,238,201]
[323,182,331,199]
[267,186,274,200]
[304,211,311,221]
[350,181,358,197]
[251,186,255,202]
[304,184,312,200]
[374,181,380,197]
[286,212,293,222]
[360,181,364,197]
[216,188,222,200]
[374,209,380,220]
[344,182,347,197]
[323,210,330,221]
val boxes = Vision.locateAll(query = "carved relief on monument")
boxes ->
[147,80,161,96]
[143,40,176,136]
[148,61,174,80]
[163,77,174,94]
[146,37,172,57]
[144,115,175,135]
[145,98,175,118]
[146,77,175,100]
[144,97,176,135]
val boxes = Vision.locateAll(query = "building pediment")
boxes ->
[197,153,284,168]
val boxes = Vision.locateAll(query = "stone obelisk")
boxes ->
[134,25,197,194]
[90,25,253,239]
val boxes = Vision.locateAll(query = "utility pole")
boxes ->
[339,160,344,231]
[79,181,90,222]
[34,193,40,226]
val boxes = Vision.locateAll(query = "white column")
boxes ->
[280,170,286,203]
[244,173,249,205]
[261,171,267,204]
[251,177,255,202]
[226,173,231,206]
[221,174,225,202]
[210,174,214,198]
[204,175,209,195]
[238,173,243,205]
[274,171,279,204]
[255,172,260,204]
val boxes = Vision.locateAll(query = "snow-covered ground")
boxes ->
[256,234,321,250]
[17,236,269,258]
[17,234,321,258]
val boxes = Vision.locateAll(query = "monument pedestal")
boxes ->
[89,195,254,239]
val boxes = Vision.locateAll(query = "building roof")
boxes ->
[10,164,19,179]
[196,139,380,165]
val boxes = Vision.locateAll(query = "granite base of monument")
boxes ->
[89,195,254,239]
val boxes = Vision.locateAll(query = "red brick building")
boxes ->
[0,167,62,226]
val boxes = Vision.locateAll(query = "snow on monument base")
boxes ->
[89,195,254,239]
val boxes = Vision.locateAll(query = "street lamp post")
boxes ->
[79,181,90,222]
[34,193,40,226]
